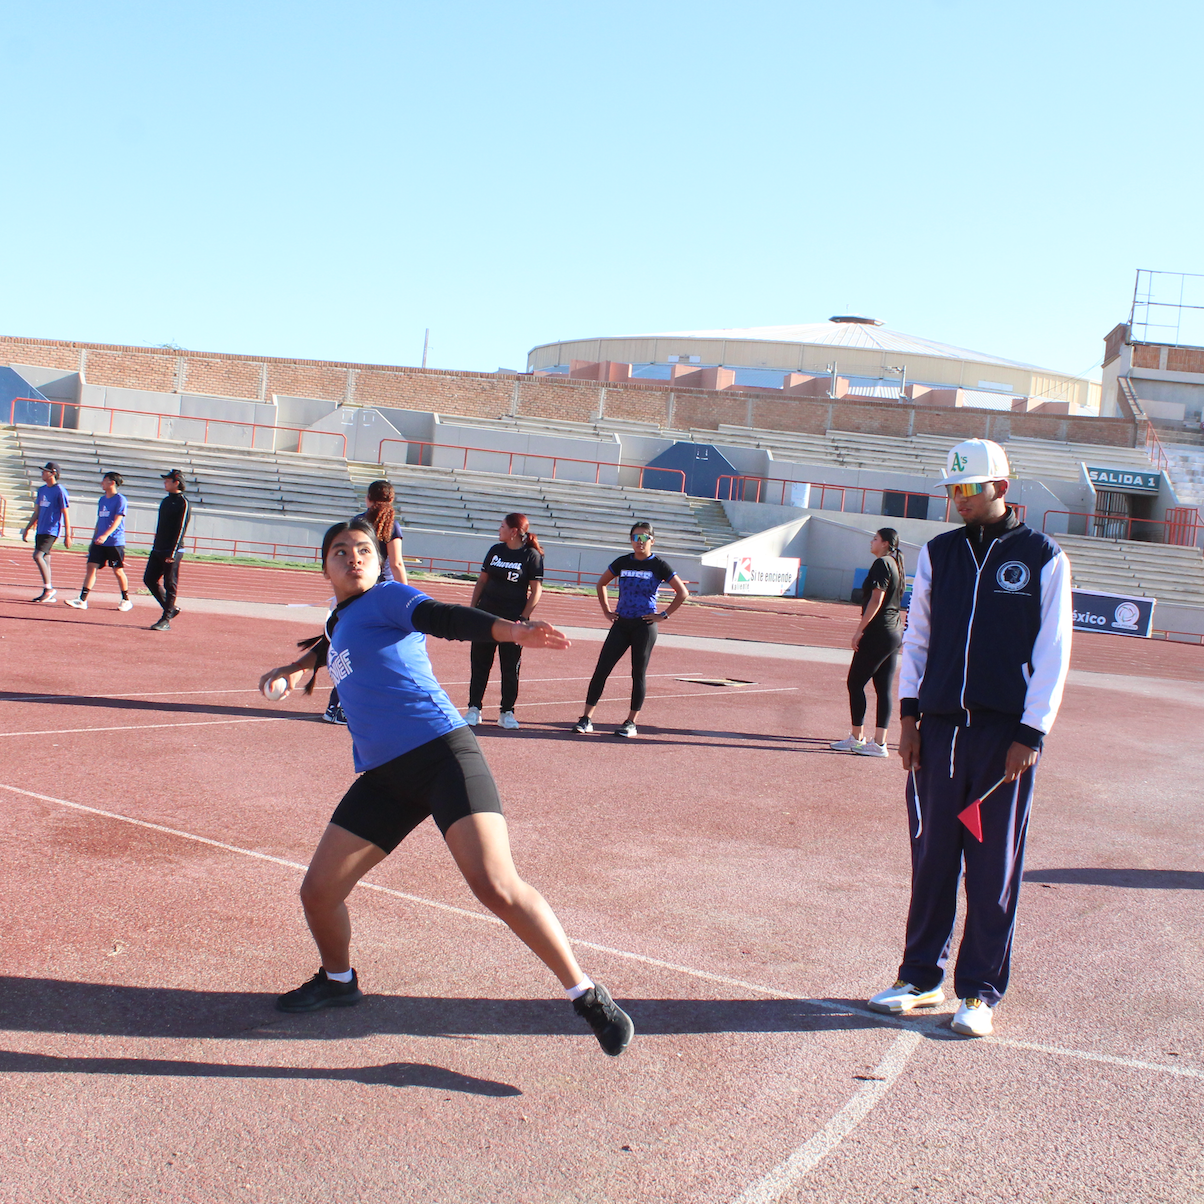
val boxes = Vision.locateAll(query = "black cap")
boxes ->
[42,461,60,475]
[161,468,184,483]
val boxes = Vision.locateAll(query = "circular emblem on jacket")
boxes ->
[996,561,1030,592]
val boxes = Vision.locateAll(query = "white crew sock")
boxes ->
[325,967,354,983]
[565,977,594,1001]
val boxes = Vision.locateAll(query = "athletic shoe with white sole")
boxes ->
[951,997,994,1037]
[275,968,362,1013]
[867,979,945,1014]
[572,983,634,1056]
[118,599,133,612]
[322,701,348,725]
[498,710,520,730]
[830,734,867,752]
[573,716,593,734]
[64,598,87,609]
[613,721,637,738]
[465,706,481,726]
[149,617,171,632]
[856,740,889,758]
[33,589,56,603]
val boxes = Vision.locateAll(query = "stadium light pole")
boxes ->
[885,364,907,401]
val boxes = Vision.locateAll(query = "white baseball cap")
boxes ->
[943,438,1011,485]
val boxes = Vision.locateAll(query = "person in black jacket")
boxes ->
[866,439,1072,1038]
[145,468,191,632]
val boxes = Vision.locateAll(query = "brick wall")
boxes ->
[1,333,1137,450]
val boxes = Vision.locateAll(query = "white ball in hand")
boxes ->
[263,677,289,701]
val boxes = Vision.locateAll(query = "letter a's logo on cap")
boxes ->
[951,452,968,472]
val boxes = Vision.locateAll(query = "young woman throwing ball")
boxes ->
[573,522,689,738]
[259,519,633,1056]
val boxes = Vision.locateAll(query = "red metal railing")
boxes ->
[1144,424,1171,474]
[715,474,955,519]
[1042,509,1204,548]
[9,398,347,458]
[119,527,324,564]
[377,438,687,492]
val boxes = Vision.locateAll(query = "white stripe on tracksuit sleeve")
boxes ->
[898,544,933,701]
[1022,549,1074,735]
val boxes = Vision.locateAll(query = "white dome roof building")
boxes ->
[527,318,1098,413]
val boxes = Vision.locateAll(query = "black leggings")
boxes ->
[143,552,181,612]
[586,617,658,712]
[468,641,522,712]
[847,627,902,729]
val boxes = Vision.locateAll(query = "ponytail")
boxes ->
[505,512,543,556]
[876,527,905,581]
[365,479,397,548]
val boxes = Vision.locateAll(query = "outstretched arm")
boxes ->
[411,599,569,649]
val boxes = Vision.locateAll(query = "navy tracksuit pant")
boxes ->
[899,714,1038,1007]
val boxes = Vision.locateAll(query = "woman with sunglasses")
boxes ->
[573,522,689,738]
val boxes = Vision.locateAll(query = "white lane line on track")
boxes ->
[3,781,1197,1087]
[0,717,301,738]
[516,686,799,710]
[730,1030,922,1204]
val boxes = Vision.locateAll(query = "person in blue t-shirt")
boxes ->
[572,521,689,739]
[20,461,72,603]
[64,473,134,613]
[257,518,634,1056]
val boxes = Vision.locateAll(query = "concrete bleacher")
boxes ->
[1164,444,1204,508]
[8,425,737,559]
[1055,533,1204,605]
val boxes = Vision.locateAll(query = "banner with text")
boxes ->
[1071,589,1155,638]
[725,555,803,597]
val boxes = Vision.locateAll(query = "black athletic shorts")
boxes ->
[87,542,126,568]
[329,726,503,853]
[33,534,57,555]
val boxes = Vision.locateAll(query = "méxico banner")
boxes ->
[1071,589,1155,638]
[725,555,802,597]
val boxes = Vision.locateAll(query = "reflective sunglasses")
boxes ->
[631,533,653,543]
[946,481,987,499]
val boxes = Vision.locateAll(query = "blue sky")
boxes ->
[1,1,1201,380]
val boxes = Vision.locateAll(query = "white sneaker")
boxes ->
[830,734,867,752]
[118,599,133,612]
[867,980,945,1014]
[64,598,87,610]
[498,711,520,730]
[856,740,889,757]
[465,706,481,726]
[951,997,995,1037]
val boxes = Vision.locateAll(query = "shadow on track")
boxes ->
[0,1049,519,1094]
[0,979,885,1041]
[0,691,310,722]
[1024,867,1204,890]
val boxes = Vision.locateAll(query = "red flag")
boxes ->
[958,799,984,842]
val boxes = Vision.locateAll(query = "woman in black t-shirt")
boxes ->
[466,513,545,730]
[830,528,906,758]
[573,522,689,739]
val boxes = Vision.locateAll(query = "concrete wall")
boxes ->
[426,417,622,484]
[304,407,404,463]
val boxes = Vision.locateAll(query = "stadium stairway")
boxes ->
[0,426,33,531]
[1055,533,1204,605]
[1163,445,1204,509]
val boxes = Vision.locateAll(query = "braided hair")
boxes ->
[364,480,397,548]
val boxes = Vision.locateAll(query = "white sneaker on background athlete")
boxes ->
[118,599,134,612]
[951,997,995,1037]
[829,734,866,752]
[465,706,481,726]
[856,740,889,758]
[867,980,945,1014]
[64,598,87,610]
[498,711,520,730]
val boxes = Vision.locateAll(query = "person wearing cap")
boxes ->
[21,462,71,603]
[144,469,191,632]
[64,472,134,612]
[866,438,1072,1037]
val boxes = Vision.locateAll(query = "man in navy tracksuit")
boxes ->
[868,439,1072,1037]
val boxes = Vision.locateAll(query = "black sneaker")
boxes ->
[323,702,348,725]
[613,721,637,738]
[572,983,634,1056]
[573,716,593,734]
[149,617,171,632]
[276,968,362,1013]
[166,606,181,620]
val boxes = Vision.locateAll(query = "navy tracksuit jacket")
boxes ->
[896,508,1072,1005]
